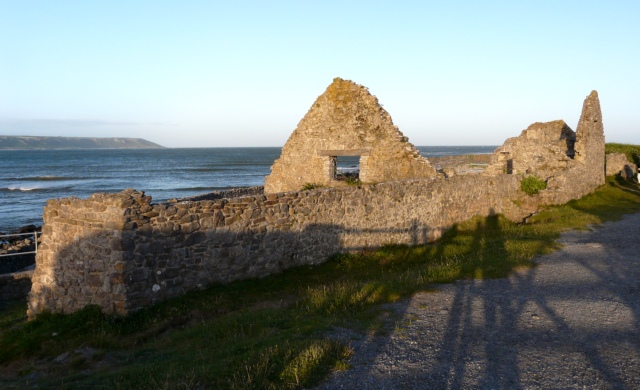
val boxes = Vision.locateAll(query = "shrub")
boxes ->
[521,176,547,196]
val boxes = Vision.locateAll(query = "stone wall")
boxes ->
[264,78,437,193]
[28,192,144,316]
[484,120,575,176]
[29,174,541,316]
[176,186,264,202]
[483,91,605,205]
[606,153,637,179]
[27,87,606,317]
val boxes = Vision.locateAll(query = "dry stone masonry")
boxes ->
[484,120,576,177]
[484,91,606,205]
[28,82,607,317]
[264,78,437,193]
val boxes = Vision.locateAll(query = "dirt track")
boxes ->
[317,212,640,389]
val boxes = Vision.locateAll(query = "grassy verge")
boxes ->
[1,177,640,389]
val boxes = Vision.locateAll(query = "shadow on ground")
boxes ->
[318,212,640,389]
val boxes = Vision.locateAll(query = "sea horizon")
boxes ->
[0,146,497,231]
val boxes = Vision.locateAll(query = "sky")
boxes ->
[1,1,639,147]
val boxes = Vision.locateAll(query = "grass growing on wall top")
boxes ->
[1,177,640,389]
[301,183,323,191]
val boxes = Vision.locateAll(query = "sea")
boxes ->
[0,146,496,231]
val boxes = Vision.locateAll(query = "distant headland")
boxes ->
[0,136,164,150]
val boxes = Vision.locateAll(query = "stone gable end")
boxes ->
[264,78,437,193]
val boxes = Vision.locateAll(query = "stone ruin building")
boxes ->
[264,78,437,193]
[23,79,615,317]
[483,120,576,177]
[483,90,606,201]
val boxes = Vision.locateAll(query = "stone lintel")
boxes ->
[317,149,371,157]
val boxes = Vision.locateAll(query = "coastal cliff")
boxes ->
[0,136,164,150]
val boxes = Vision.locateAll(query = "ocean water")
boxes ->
[0,146,496,231]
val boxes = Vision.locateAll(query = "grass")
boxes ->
[335,173,362,186]
[1,177,640,389]
[520,176,547,196]
[605,142,640,166]
[301,183,323,191]
[342,176,362,186]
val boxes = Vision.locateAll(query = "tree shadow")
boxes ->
[319,212,640,388]
[427,213,640,388]
[430,212,526,388]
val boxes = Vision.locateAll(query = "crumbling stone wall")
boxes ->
[484,120,575,176]
[175,186,264,202]
[264,78,437,193]
[485,91,605,204]
[573,91,606,186]
[28,192,144,316]
[606,153,637,179]
[30,174,540,316]
[28,84,606,317]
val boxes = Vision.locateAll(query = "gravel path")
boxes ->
[316,213,640,389]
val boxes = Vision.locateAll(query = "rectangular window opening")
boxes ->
[335,156,360,181]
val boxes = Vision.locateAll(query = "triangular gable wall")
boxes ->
[264,78,436,193]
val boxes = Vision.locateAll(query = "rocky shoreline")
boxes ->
[0,224,41,275]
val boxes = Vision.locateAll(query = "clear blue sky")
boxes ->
[1,1,638,147]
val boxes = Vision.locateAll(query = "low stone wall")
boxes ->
[28,161,603,318]
[176,186,264,202]
[0,270,33,308]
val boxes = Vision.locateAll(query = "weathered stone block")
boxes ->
[85,274,103,288]
[128,268,149,283]
[606,153,637,179]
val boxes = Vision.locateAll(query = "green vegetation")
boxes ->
[520,176,547,195]
[301,183,323,191]
[605,142,640,166]
[336,173,362,186]
[342,176,362,186]
[2,177,640,388]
